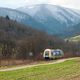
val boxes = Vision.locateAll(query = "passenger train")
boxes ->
[43,49,64,59]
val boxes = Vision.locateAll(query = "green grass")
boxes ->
[65,35,80,42]
[0,58,80,80]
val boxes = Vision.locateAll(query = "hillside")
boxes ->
[65,22,80,40]
[0,7,45,31]
[0,17,67,60]
[0,16,46,40]
[17,4,80,37]
[66,35,80,42]
[0,4,80,38]
[0,17,80,66]
[18,4,80,25]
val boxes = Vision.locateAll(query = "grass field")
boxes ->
[0,58,80,80]
[65,35,80,42]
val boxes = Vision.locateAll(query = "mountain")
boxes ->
[64,22,80,38]
[17,4,80,25]
[0,4,80,38]
[0,16,51,41]
[17,4,80,37]
[0,7,45,30]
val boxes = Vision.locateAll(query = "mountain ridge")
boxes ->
[0,4,80,38]
[17,4,80,38]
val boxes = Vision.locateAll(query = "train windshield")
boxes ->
[45,51,49,57]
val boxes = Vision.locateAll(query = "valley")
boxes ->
[0,3,80,80]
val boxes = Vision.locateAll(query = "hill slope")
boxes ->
[17,4,80,37]
[64,22,80,38]
[66,35,80,42]
[0,17,40,39]
[0,5,80,38]
[0,8,45,31]
[0,17,66,60]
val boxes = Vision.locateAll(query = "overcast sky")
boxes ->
[0,0,80,10]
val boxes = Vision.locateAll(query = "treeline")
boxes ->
[0,16,80,63]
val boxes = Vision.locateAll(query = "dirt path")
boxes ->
[0,58,75,72]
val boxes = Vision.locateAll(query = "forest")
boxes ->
[0,16,80,66]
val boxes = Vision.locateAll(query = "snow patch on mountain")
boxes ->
[17,4,80,26]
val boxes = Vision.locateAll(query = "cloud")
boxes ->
[0,0,49,8]
[0,0,80,9]
[48,0,80,9]
[25,0,48,5]
[0,0,27,8]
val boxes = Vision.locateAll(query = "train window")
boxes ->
[53,51,61,56]
[45,51,49,57]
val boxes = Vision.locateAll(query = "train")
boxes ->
[43,49,64,59]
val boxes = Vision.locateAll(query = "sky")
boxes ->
[0,0,80,10]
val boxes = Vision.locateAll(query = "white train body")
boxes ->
[43,49,64,59]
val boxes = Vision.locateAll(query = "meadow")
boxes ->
[0,58,80,80]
